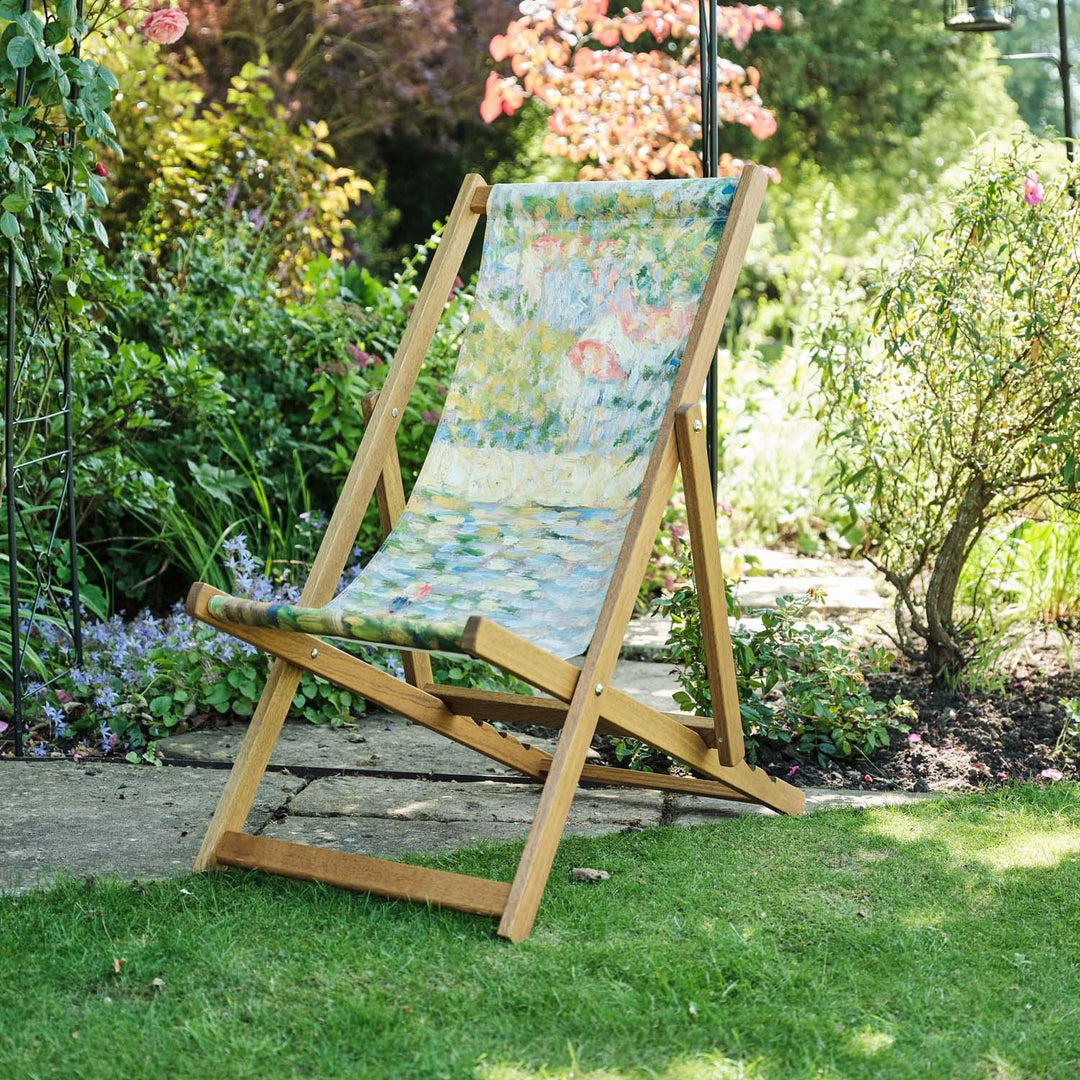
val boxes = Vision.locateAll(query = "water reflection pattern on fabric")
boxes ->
[208,178,739,657]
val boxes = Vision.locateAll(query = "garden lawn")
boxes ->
[2,785,1079,1079]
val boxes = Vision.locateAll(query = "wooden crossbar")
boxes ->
[426,684,718,746]
[187,583,553,781]
[536,760,752,802]
[462,616,805,817]
[216,832,510,917]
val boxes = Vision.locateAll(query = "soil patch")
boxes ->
[751,659,1080,794]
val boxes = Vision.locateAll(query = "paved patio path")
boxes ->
[1,551,918,894]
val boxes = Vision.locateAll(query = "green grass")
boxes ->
[3,786,1080,1079]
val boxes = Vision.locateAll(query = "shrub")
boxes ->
[93,43,370,289]
[810,142,1080,676]
[305,232,474,552]
[15,533,532,759]
[656,558,914,766]
[19,535,373,760]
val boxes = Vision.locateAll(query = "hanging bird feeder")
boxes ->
[944,2,1014,32]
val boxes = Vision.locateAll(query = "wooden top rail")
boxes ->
[469,185,492,214]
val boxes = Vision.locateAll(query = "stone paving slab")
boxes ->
[158,658,686,769]
[265,776,663,856]
[622,615,672,659]
[739,547,837,576]
[0,762,303,892]
[0,756,939,894]
[260,815,532,858]
[288,774,663,827]
[669,786,937,825]
[734,575,888,613]
[158,714,560,776]
[623,615,767,660]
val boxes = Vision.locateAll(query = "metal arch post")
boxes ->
[698,0,721,500]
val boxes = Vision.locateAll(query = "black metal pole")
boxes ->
[64,0,84,666]
[1058,0,1074,163]
[699,0,720,499]
[5,44,27,756]
[4,247,21,757]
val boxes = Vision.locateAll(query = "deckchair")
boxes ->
[186,165,804,941]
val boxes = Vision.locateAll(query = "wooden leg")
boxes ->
[675,403,745,767]
[193,657,301,871]
[497,681,604,941]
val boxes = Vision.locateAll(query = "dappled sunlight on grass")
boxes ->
[849,1028,896,1056]
[2,785,1078,1077]
[867,811,931,844]
[972,829,1080,871]
[867,784,1080,874]
[978,1051,1029,1079]
[476,1052,767,1080]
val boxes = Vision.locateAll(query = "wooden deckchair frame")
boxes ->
[186,166,804,941]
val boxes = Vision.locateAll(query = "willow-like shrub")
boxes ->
[811,142,1080,676]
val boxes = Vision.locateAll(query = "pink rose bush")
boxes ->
[139,7,189,45]
[1023,170,1045,206]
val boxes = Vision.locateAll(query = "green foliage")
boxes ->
[722,0,1021,205]
[80,195,350,602]
[0,0,118,579]
[428,656,532,697]
[1054,698,1080,761]
[1001,1,1077,142]
[306,230,473,551]
[811,141,1080,675]
[0,0,117,278]
[53,166,479,611]
[93,39,369,289]
[657,560,914,766]
[954,507,1080,681]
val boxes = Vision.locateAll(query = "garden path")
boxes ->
[1,551,909,893]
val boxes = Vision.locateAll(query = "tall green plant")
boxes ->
[811,142,1080,676]
[657,561,914,766]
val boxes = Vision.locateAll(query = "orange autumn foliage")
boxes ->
[481,0,781,180]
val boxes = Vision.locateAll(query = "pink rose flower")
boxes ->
[92,162,109,178]
[1023,170,1045,206]
[139,7,189,45]
[907,732,922,743]
[786,765,799,778]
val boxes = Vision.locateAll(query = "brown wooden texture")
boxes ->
[188,583,550,779]
[191,173,487,872]
[535,760,751,801]
[463,617,804,816]
[427,684,718,746]
[360,390,433,690]
[216,833,510,917]
[470,164,774,941]
[470,185,492,213]
[674,403,745,766]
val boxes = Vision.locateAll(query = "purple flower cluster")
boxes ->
[19,534,386,757]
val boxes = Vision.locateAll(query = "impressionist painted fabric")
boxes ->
[209,178,739,658]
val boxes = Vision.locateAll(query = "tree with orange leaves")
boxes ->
[481,0,781,180]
